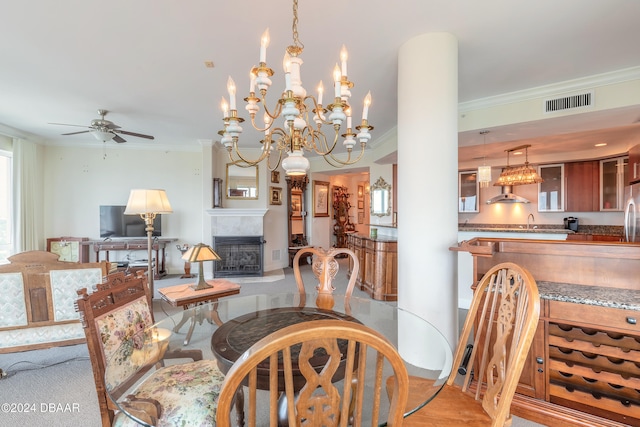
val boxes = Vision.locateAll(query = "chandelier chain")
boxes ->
[291,0,304,52]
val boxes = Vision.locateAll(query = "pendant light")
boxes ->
[477,130,491,188]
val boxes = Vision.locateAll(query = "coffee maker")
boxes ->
[564,217,579,232]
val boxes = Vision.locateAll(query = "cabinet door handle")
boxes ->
[536,357,544,364]
[627,317,637,325]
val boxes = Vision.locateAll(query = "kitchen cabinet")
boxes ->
[459,237,640,427]
[566,233,623,242]
[546,300,640,425]
[538,164,564,211]
[459,171,479,212]
[629,144,640,184]
[565,160,599,212]
[600,156,628,211]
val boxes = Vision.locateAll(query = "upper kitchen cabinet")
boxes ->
[629,144,640,184]
[459,171,479,212]
[538,164,564,212]
[600,156,628,211]
[565,160,599,212]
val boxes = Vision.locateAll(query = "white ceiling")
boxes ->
[1,0,639,166]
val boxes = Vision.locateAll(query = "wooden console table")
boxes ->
[82,238,177,280]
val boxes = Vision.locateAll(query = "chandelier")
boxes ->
[494,144,544,186]
[218,0,373,176]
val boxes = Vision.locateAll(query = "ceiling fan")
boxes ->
[49,109,154,143]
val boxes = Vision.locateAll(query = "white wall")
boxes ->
[44,144,219,274]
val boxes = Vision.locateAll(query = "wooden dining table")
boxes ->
[105,292,453,426]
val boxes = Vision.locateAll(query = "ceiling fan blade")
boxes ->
[113,134,127,143]
[62,130,91,136]
[49,122,89,128]
[118,130,155,140]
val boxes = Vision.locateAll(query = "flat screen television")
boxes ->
[99,205,162,238]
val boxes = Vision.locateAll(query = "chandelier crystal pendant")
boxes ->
[494,144,544,186]
[477,130,491,188]
[218,0,373,176]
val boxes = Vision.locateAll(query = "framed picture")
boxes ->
[270,186,282,205]
[313,180,330,217]
[357,200,364,210]
[358,184,364,199]
[357,211,364,224]
[291,190,302,218]
[271,170,280,183]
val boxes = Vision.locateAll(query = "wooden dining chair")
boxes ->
[216,319,410,427]
[292,246,359,310]
[387,262,540,427]
[76,271,228,427]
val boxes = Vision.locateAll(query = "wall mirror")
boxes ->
[226,164,258,199]
[370,176,391,217]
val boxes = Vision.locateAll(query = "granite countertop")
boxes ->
[459,226,573,234]
[459,223,624,236]
[537,281,640,311]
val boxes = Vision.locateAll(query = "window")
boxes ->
[0,150,12,263]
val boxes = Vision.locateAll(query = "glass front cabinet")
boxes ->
[459,171,479,213]
[538,164,564,212]
[600,156,628,211]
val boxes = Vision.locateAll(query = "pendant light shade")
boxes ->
[477,165,492,188]
[477,130,491,188]
[494,145,544,186]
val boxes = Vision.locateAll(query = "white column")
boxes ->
[397,33,458,349]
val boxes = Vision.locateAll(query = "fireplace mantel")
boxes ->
[205,208,268,217]
[207,208,268,237]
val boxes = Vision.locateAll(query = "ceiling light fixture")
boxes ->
[89,128,115,142]
[218,0,373,176]
[477,130,491,188]
[494,144,544,186]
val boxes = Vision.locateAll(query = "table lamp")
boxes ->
[124,189,173,295]
[181,243,221,290]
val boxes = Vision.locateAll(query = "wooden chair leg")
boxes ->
[234,387,245,427]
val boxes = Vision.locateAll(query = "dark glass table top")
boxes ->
[105,292,453,426]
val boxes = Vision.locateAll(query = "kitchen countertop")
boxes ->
[537,281,640,311]
[459,226,573,234]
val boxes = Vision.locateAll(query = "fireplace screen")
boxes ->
[212,236,263,278]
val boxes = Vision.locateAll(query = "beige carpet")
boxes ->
[0,263,546,426]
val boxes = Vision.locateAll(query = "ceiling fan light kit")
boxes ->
[218,0,373,176]
[51,109,154,144]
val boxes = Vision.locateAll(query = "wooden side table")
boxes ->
[158,279,241,344]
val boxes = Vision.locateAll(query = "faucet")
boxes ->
[527,213,535,230]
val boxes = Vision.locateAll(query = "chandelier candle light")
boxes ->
[219,0,373,176]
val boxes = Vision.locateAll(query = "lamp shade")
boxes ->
[181,243,221,263]
[124,189,173,215]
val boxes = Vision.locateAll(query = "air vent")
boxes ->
[544,91,593,113]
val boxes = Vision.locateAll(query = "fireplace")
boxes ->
[212,236,264,278]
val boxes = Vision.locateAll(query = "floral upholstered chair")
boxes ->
[76,272,229,427]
